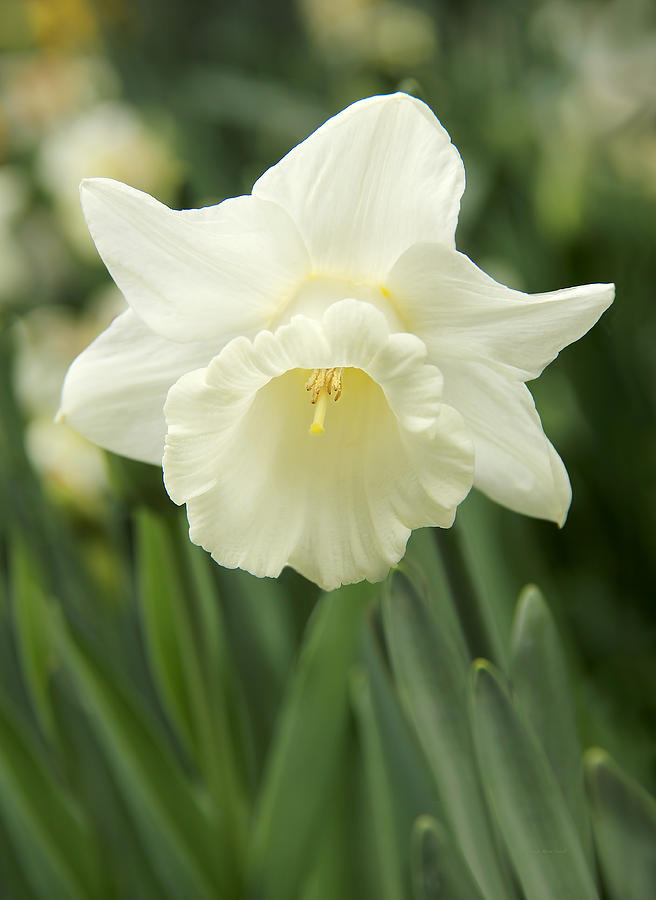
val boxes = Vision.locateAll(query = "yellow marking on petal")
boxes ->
[380,285,391,299]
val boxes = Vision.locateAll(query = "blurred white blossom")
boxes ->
[532,0,656,223]
[14,288,123,501]
[298,0,437,68]
[0,54,119,149]
[37,101,182,256]
[25,419,109,501]
[536,0,656,136]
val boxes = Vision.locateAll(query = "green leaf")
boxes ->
[299,747,355,900]
[585,748,656,900]
[510,585,593,864]
[434,523,507,666]
[50,673,172,900]
[403,528,469,664]
[0,694,103,900]
[351,666,407,900]
[455,491,521,662]
[137,509,246,855]
[181,524,233,694]
[180,526,248,830]
[0,813,39,900]
[363,622,440,832]
[471,660,598,900]
[383,569,514,900]
[54,611,234,900]
[10,536,57,742]
[249,582,372,900]
[136,508,197,755]
[411,816,485,900]
[217,566,297,773]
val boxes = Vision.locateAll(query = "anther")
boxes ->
[305,367,344,435]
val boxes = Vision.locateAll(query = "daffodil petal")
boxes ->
[79,178,310,343]
[252,93,464,282]
[388,243,614,379]
[58,309,218,464]
[440,360,571,525]
[163,299,473,591]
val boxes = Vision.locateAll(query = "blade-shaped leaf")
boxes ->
[181,522,233,694]
[217,566,297,773]
[411,815,485,900]
[249,582,372,900]
[0,812,39,900]
[136,508,196,756]
[403,528,469,664]
[510,585,593,865]
[54,611,234,899]
[585,748,656,900]
[434,523,506,666]
[138,509,246,855]
[454,491,521,663]
[10,535,57,743]
[383,569,514,900]
[299,744,355,900]
[351,667,407,900]
[181,525,248,827]
[50,671,173,900]
[471,660,598,900]
[0,695,103,900]
[363,622,441,832]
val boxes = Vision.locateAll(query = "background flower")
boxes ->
[37,102,182,257]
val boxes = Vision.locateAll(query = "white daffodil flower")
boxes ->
[59,92,613,590]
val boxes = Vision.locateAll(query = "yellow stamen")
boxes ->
[305,367,344,435]
[327,367,342,401]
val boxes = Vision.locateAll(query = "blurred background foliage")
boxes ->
[0,0,655,896]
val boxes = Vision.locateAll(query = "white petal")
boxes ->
[388,243,614,380]
[58,309,218,464]
[163,299,473,590]
[440,360,571,525]
[252,93,465,282]
[79,178,310,343]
